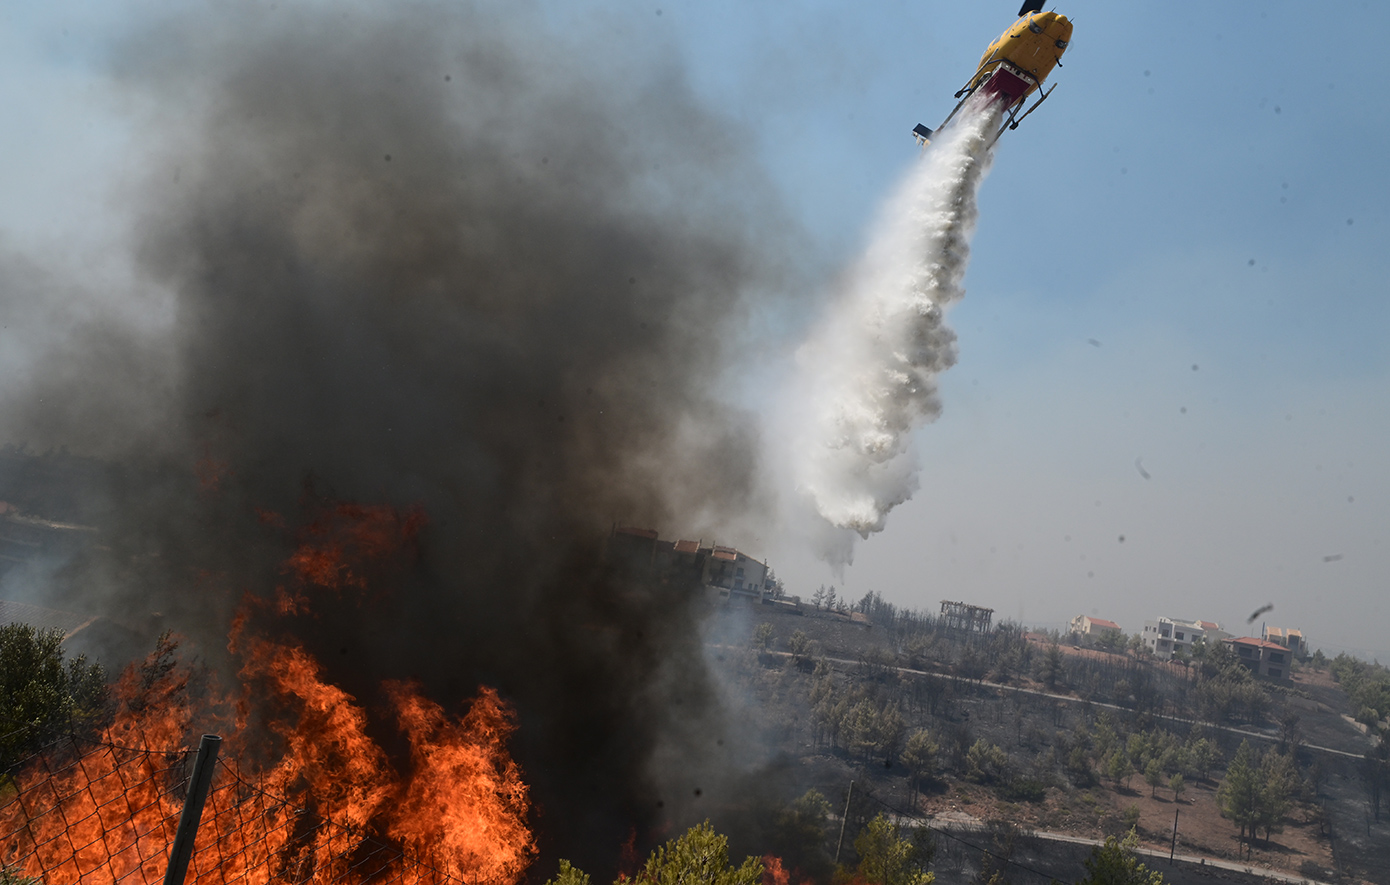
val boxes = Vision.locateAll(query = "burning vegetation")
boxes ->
[8,3,1369,884]
[0,0,798,878]
[2,502,535,884]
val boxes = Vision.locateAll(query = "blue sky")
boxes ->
[653,0,1390,658]
[3,0,1388,658]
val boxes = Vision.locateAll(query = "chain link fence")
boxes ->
[1,729,465,885]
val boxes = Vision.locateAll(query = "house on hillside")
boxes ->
[1262,626,1307,658]
[704,545,770,601]
[1140,616,1228,660]
[1224,636,1294,680]
[1069,615,1123,638]
[608,526,774,602]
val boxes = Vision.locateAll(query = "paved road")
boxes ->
[738,645,1356,882]
[784,650,1371,760]
[930,818,1337,885]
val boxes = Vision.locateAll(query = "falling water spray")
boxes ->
[790,102,999,550]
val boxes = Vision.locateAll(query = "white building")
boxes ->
[703,544,771,601]
[1141,617,1228,660]
[1069,615,1123,637]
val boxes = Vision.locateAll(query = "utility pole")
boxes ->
[835,781,855,864]
[1169,807,1178,864]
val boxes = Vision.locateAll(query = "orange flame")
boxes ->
[386,682,536,885]
[618,827,640,879]
[283,502,426,592]
[0,498,533,885]
[763,855,790,885]
[762,856,815,885]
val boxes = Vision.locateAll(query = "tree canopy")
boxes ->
[1216,739,1299,846]
[544,822,761,885]
[0,622,108,771]
[1076,831,1165,885]
[852,814,934,885]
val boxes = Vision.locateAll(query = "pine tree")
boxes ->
[1169,774,1185,804]
[1107,750,1132,788]
[1041,643,1065,690]
[1217,741,1261,845]
[543,823,762,885]
[1144,758,1164,798]
[901,729,939,809]
[1254,751,1297,841]
[640,822,763,885]
[1077,831,1166,885]
[545,861,589,885]
[1188,737,1219,781]
[787,630,810,661]
[852,814,934,885]
[752,623,774,651]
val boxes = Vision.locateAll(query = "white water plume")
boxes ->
[789,102,998,549]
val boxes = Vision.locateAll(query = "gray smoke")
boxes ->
[0,1,798,874]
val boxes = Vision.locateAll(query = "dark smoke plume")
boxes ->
[0,1,798,874]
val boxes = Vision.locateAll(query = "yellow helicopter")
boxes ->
[913,1,1073,145]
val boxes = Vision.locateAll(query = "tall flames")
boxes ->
[0,500,535,885]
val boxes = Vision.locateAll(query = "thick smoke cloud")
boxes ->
[0,1,796,874]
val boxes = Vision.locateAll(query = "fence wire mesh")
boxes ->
[1,730,465,885]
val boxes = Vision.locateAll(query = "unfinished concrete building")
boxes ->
[939,599,993,635]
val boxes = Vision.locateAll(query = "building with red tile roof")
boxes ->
[608,526,776,602]
[1224,636,1294,680]
[1069,614,1123,636]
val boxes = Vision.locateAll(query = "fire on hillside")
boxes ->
[1,501,535,885]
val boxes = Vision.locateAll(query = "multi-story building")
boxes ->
[705,545,770,600]
[1069,615,1123,638]
[1140,617,1228,660]
[609,526,773,601]
[1224,637,1294,681]
[1262,626,1307,658]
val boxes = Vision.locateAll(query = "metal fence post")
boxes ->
[164,734,222,885]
